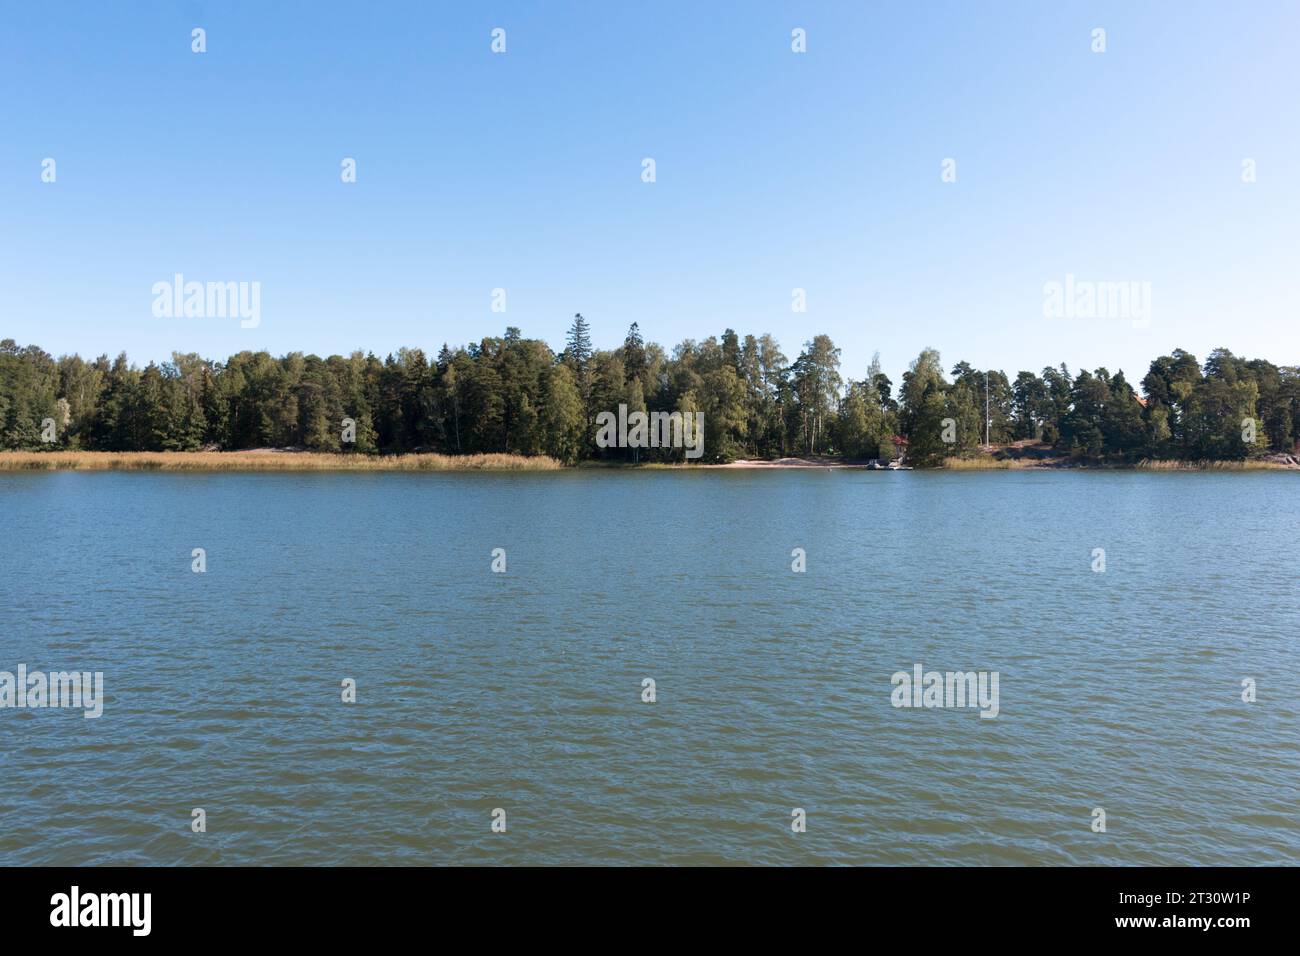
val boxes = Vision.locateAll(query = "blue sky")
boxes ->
[2,1,1297,385]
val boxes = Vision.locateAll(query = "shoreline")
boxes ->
[1,451,1296,473]
[0,451,563,472]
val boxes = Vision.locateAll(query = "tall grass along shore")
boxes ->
[0,451,562,472]
[941,455,1296,470]
[3,450,1295,473]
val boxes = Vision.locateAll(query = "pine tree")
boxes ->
[564,313,594,413]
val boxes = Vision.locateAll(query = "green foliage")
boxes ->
[540,364,584,464]
[891,346,1299,467]
[3,333,1296,466]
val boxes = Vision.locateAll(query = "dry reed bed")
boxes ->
[942,456,1291,470]
[1,452,1292,472]
[0,451,562,472]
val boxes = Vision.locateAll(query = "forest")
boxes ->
[2,314,1297,466]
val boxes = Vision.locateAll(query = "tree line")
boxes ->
[2,316,1297,465]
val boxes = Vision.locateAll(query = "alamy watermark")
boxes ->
[595,403,704,459]
[50,886,150,936]
[152,274,261,328]
[1,665,104,718]
[1042,274,1150,329]
[891,663,999,718]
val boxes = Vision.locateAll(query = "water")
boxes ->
[1,469,1297,865]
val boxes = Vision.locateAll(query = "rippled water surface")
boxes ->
[1,470,1297,865]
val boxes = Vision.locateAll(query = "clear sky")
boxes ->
[2,1,1297,386]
